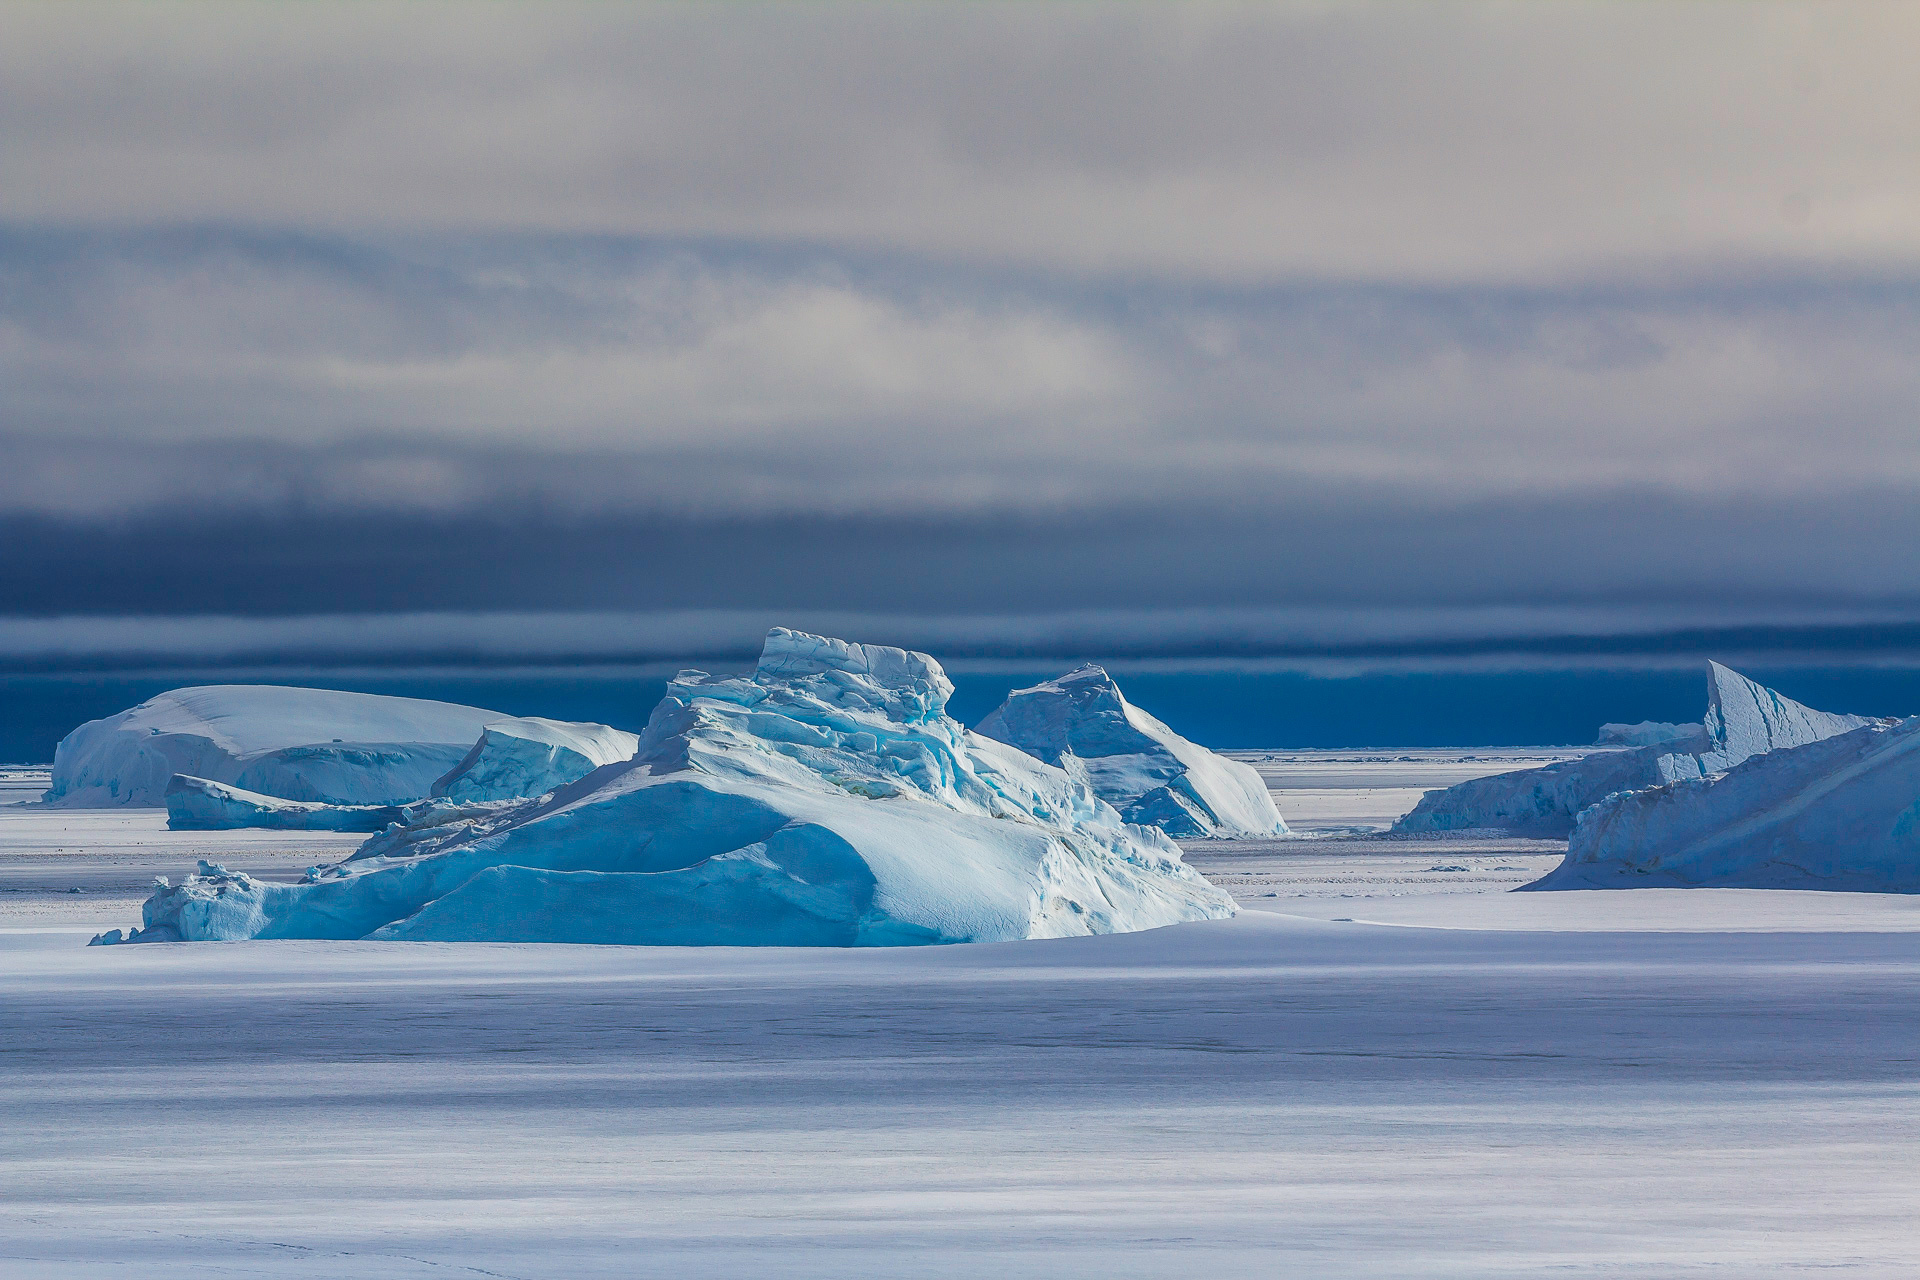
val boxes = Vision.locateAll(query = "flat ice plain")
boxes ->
[6,752,1920,1278]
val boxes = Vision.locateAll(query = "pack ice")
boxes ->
[974,664,1286,838]
[1536,715,1920,890]
[1394,662,1877,836]
[102,630,1234,946]
[43,685,506,808]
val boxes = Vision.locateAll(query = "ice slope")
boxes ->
[430,716,638,802]
[1535,716,1920,891]
[164,775,409,833]
[1395,662,1876,836]
[105,630,1233,945]
[973,664,1286,838]
[42,686,506,808]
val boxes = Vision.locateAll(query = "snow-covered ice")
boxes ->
[1595,719,1705,748]
[106,630,1233,945]
[163,774,410,832]
[1538,715,1920,891]
[975,664,1286,837]
[42,685,506,808]
[6,745,1920,1276]
[1395,661,1876,836]
[430,716,639,802]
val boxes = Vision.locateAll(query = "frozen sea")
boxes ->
[5,753,1920,1278]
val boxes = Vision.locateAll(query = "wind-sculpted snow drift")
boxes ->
[1395,663,1876,837]
[431,717,638,803]
[974,665,1285,838]
[1535,716,1920,891]
[43,686,506,808]
[101,630,1234,946]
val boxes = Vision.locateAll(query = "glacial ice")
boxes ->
[42,685,506,808]
[1535,716,1920,891]
[973,664,1286,838]
[164,774,410,832]
[1395,662,1877,837]
[103,629,1235,946]
[431,717,639,803]
[1595,721,1708,749]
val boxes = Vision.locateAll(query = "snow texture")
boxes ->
[430,716,638,802]
[163,775,409,833]
[1537,715,1920,891]
[1596,720,1708,748]
[973,664,1286,838]
[1396,661,1877,836]
[106,630,1233,945]
[41,685,506,808]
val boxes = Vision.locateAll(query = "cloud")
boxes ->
[4,229,1920,524]
[2,4,1918,284]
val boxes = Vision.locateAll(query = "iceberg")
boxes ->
[973,665,1286,838]
[164,774,410,833]
[1534,716,1920,891]
[103,629,1234,946]
[431,717,639,803]
[42,685,506,808]
[1595,721,1708,749]
[1395,662,1877,837]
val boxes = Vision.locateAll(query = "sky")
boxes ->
[5,1,1920,662]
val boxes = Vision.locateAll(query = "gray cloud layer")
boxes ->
[5,3,1917,283]
[5,229,1919,521]
[3,4,1917,619]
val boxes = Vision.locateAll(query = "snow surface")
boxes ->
[1395,661,1875,836]
[164,775,408,833]
[42,685,506,808]
[105,630,1233,945]
[1539,715,1920,891]
[430,716,638,802]
[975,664,1286,837]
[8,752,1920,1276]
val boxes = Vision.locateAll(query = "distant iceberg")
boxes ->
[42,686,505,808]
[164,774,411,833]
[1595,721,1707,749]
[102,630,1234,946]
[974,664,1285,838]
[1395,662,1877,837]
[1533,716,1920,891]
[431,717,638,803]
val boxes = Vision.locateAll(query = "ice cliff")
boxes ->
[973,665,1285,838]
[1534,716,1920,891]
[431,717,638,803]
[1395,662,1877,837]
[42,686,505,808]
[101,629,1235,946]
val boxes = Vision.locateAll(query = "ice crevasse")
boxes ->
[974,664,1286,838]
[100,630,1235,946]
